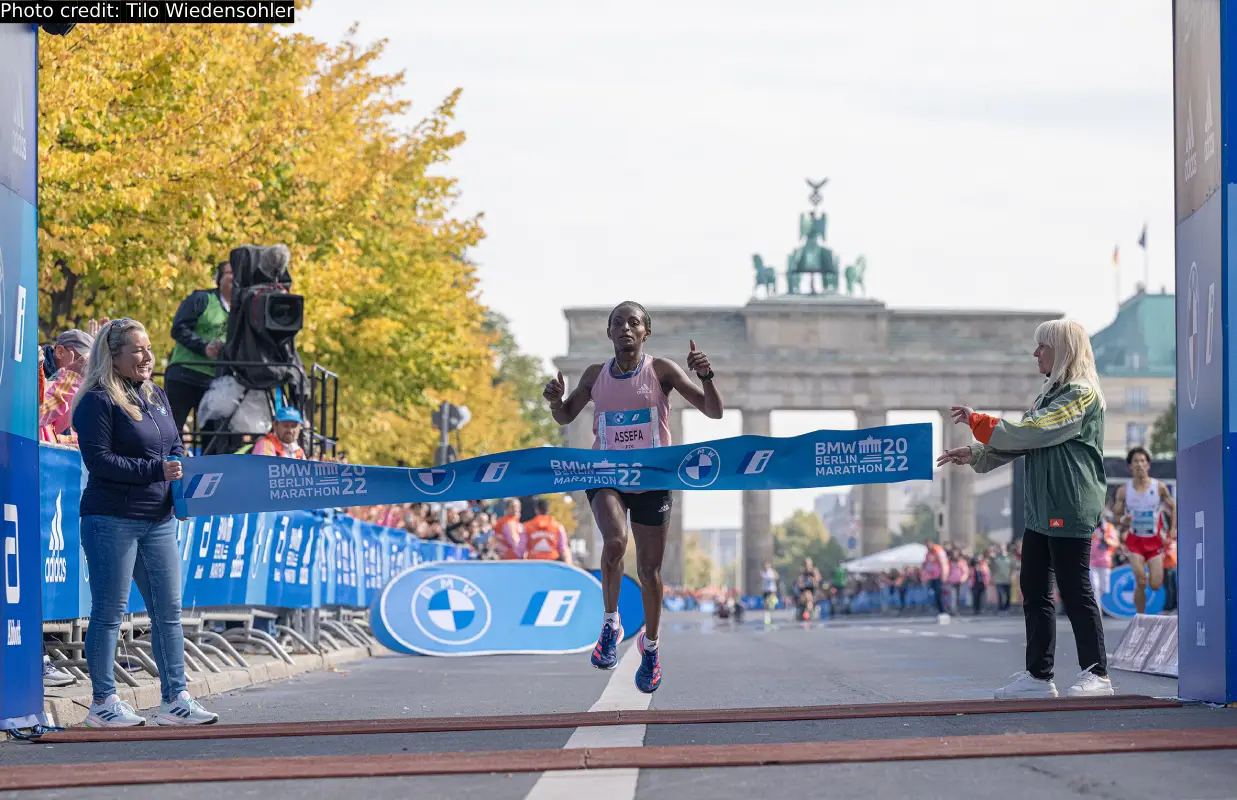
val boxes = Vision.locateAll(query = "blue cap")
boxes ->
[275,407,303,424]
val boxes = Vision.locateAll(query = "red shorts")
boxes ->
[1125,534,1165,561]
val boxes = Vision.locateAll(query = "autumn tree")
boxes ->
[37,22,529,466]
[772,510,847,585]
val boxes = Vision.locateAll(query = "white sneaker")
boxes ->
[154,691,219,726]
[85,695,146,728]
[1066,669,1115,697]
[937,613,951,625]
[42,656,76,688]
[994,670,1059,700]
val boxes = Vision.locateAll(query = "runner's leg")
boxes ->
[1128,552,1148,614]
[631,520,666,641]
[1146,554,1165,592]
[590,489,629,614]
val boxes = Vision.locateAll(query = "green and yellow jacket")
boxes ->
[968,381,1106,538]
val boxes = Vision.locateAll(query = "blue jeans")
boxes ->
[81,515,187,704]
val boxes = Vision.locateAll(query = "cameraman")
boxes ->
[165,261,232,433]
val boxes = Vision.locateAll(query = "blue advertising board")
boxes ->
[0,22,42,731]
[38,447,469,624]
[1099,565,1168,619]
[372,561,606,656]
[1173,0,1233,704]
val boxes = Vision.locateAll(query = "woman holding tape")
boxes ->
[544,300,723,693]
[71,319,219,727]
[937,318,1112,698]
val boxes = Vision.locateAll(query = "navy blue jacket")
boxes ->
[73,381,185,521]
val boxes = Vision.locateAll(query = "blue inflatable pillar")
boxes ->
[0,23,45,728]
[1174,0,1236,703]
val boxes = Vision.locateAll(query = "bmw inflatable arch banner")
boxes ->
[372,561,607,656]
[1100,564,1167,619]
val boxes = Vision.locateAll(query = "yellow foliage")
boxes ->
[38,21,527,466]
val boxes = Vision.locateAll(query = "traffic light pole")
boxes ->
[439,401,449,538]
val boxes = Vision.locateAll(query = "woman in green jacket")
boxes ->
[938,318,1113,699]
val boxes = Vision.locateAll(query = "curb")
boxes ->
[42,644,385,728]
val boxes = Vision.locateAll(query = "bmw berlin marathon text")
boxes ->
[813,435,912,477]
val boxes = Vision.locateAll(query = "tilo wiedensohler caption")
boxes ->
[0,1,295,24]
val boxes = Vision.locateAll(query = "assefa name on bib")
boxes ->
[597,408,661,451]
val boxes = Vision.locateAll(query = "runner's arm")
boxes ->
[549,364,601,426]
[1112,485,1129,537]
[655,358,723,419]
[1159,483,1177,538]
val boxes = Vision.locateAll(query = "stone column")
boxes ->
[741,408,773,593]
[663,407,685,585]
[565,412,598,567]
[941,411,976,548]
[856,408,890,554]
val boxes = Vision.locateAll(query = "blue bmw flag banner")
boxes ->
[174,424,933,518]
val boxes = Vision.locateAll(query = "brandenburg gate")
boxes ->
[554,181,1057,591]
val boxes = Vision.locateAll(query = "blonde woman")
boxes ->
[937,318,1113,699]
[71,319,218,727]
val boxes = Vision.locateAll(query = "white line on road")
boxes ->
[524,644,649,800]
[945,634,969,639]
[918,631,938,637]
[979,637,1009,644]
[896,629,914,634]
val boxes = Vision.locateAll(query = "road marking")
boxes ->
[896,629,914,634]
[945,634,969,639]
[876,627,892,632]
[918,631,938,637]
[979,637,1009,644]
[525,644,649,800]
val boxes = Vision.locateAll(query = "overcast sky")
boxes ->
[297,0,1174,532]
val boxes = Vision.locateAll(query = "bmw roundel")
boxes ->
[412,574,492,645]
[678,446,720,488]
[1100,565,1166,618]
[409,467,455,496]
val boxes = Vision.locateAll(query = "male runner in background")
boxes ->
[544,300,723,693]
[1111,446,1175,614]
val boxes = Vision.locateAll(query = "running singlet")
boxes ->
[524,514,567,560]
[761,568,778,594]
[1125,479,1161,538]
[591,355,672,451]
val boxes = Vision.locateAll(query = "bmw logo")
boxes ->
[409,467,455,496]
[678,446,720,488]
[1101,565,1165,618]
[413,574,492,646]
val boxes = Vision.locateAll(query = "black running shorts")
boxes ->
[586,488,674,528]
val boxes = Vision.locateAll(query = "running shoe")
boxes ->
[153,691,219,726]
[993,670,1058,699]
[84,695,145,728]
[590,620,624,670]
[634,631,662,694]
[42,656,76,688]
[1066,669,1114,697]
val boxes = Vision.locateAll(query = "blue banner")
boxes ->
[1100,565,1167,619]
[372,561,606,656]
[0,22,41,731]
[173,424,933,518]
[39,447,469,624]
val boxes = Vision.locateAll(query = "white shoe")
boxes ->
[85,695,146,728]
[1066,669,1115,697]
[154,691,219,726]
[994,670,1059,699]
[42,655,76,688]
[937,613,951,625]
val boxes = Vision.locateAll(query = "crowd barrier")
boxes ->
[39,446,470,623]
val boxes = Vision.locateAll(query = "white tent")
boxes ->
[842,543,927,575]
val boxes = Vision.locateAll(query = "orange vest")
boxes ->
[524,514,564,560]
[1164,537,1178,568]
[493,515,523,560]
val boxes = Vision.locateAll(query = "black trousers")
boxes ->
[996,583,1012,611]
[928,578,945,614]
[164,377,208,434]
[1021,529,1107,679]
[972,583,986,615]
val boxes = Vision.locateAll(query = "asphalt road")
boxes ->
[4,611,1233,800]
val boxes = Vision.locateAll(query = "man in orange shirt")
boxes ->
[524,498,573,565]
[250,407,306,459]
[492,498,525,560]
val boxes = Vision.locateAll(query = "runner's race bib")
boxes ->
[596,408,661,451]
[1131,508,1158,537]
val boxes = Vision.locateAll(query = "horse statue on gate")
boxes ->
[752,254,777,298]
[786,211,839,295]
[845,255,867,296]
